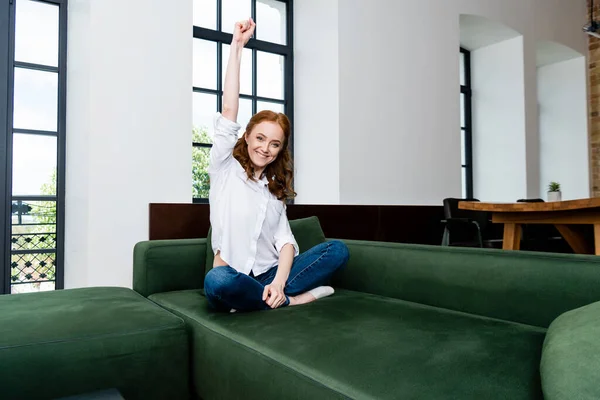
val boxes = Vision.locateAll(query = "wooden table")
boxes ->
[459,198,600,255]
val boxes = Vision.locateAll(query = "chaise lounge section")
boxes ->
[0,287,189,400]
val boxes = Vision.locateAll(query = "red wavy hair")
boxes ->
[233,110,296,201]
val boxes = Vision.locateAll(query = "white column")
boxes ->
[538,57,590,200]
[65,0,193,288]
[471,36,528,202]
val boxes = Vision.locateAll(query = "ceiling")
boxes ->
[460,14,583,67]
[460,14,521,51]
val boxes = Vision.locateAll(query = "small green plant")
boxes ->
[548,181,561,192]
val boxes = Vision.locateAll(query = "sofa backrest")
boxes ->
[332,240,600,328]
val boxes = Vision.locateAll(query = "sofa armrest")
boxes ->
[541,301,600,399]
[133,238,207,297]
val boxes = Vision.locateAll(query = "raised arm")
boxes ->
[208,18,255,174]
[222,18,255,123]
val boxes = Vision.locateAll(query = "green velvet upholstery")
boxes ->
[203,216,326,276]
[134,238,207,297]
[134,237,600,328]
[332,241,600,328]
[149,288,545,400]
[132,233,600,399]
[541,300,600,399]
[287,215,327,251]
[0,287,189,400]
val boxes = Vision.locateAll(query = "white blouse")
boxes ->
[208,112,299,276]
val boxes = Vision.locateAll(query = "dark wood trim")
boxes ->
[149,203,446,245]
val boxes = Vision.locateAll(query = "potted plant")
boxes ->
[547,181,561,202]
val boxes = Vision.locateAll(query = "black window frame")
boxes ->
[1,0,68,294]
[460,47,473,198]
[192,0,294,203]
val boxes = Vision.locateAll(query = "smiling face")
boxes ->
[245,121,285,176]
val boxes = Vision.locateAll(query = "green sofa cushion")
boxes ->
[204,215,326,276]
[149,288,546,400]
[541,301,600,399]
[0,287,189,400]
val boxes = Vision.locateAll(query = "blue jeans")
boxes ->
[204,240,349,312]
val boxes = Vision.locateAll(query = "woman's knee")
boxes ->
[328,240,350,264]
[204,266,235,296]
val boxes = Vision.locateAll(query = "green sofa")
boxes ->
[0,287,189,400]
[132,217,600,400]
[2,216,599,399]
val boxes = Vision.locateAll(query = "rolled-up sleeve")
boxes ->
[208,112,241,174]
[274,206,299,256]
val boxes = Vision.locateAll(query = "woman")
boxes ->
[203,18,349,313]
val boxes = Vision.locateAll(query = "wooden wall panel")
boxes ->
[149,203,446,245]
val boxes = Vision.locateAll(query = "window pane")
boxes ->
[10,252,56,293]
[13,68,58,131]
[257,51,284,100]
[460,52,465,86]
[12,134,57,196]
[222,0,251,34]
[193,147,211,198]
[461,130,466,166]
[12,201,57,251]
[256,0,286,45]
[257,101,283,114]
[462,168,468,198]
[15,0,59,67]
[238,98,253,135]
[193,0,217,30]
[193,92,217,144]
[193,39,217,90]
[460,93,465,128]
[12,203,57,229]
[222,44,252,95]
[12,222,57,251]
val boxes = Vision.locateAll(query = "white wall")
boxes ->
[293,0,339,204]
[293,0,588,205]
[65,0,192,288]
[471,37,527,201]
[538,57,590,200]
[337,0,460,205]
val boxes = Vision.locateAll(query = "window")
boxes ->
[192,0,294,202]
[460,47,473,198]
[0,0,68,294]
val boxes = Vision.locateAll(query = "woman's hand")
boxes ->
[232,17,255,47]
[263,281,286,309]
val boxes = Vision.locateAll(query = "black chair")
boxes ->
[516,198,566,252]
[441,198,501,248]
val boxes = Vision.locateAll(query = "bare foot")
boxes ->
[288,291,317,306]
